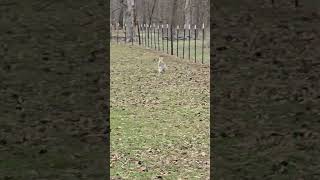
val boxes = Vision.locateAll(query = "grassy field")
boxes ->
[110,43,210,179]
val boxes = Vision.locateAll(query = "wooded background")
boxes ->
[111,0,210,32]
[110,0,210,64]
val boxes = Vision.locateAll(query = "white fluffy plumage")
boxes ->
[158,57,167,74]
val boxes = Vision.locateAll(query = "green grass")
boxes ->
[111,43,209,179]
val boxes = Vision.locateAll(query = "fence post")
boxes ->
[137,24,141,45]
[161,25,164,52]
[176,25,179,57]
[117,23,119,44]
[183,24,185,59]
[166,24,169,54]
[202,23,204,64]
[124,24,126,44]
[157,25,160,51]
[170,24,173,55]
[144,24,147,46]
[154,24,156,50]
[141,25,143,46]
[188,24,191,60]
[131,24,134,45]
[150,24,153,48]
[147,24,150,47]
[194,25,197,63]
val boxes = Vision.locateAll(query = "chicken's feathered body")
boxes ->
[158,57,167,74]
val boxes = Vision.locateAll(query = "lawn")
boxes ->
[110,43,210,179]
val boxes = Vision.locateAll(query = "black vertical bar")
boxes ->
[117,23,119,44]
[142,25,144,46]
[144,25,147,46]
[194,25,197,63]
[147,25,149,47]
[166,25,169,54]
[188,25,191,60]
[141,25,143,46]
[170,25,173,55]
[295,0,298,7]
[144,25,146,46]
[150,24,153,48]
[202,24,204,64]
[131,25,134,45]
[124,24,126,44]
[145,25,146,46]
[271,0,274,6]
[162,25,164,52]
[183,25,185,59]
[176,26,179,57]
[151,25,153,49]
[138,24,141,45]
[154,25,156,50]
[158,26,160,51]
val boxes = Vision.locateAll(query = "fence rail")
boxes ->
[111,23,209,64]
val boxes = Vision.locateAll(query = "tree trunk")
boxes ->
[157,0,162,24]
[184,0,191,30]
[193,2,200,39]
[148,0,158,26]
[125,0,135,42]
[170,0,178,37]
[118,0,125,28]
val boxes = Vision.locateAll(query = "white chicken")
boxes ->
[158,57,167,75]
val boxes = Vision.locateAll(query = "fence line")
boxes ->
[111,22,209,64]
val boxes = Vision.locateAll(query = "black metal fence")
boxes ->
[111,23,209,64]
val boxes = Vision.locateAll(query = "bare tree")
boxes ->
[111,0,209,41]
[125,0,135,42]
[118,0,125,28]
[148,0,158,25]
[184,0,191,27]
[157,0,162,24]
[170,0,178,37]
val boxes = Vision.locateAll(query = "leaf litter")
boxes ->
[111,44,209,179]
